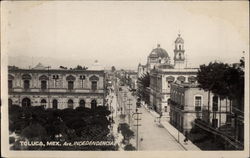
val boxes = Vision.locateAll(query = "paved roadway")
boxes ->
[113,85,185,151]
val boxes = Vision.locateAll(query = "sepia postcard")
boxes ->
[1,1,249,158]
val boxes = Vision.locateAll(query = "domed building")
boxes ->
[147,44,171,71]
[137,33,198,116]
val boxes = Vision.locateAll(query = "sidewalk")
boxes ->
[146,106,201,151]
[110,91,136,150]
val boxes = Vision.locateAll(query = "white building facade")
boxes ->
[8,64,106,109]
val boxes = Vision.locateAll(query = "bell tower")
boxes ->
[174,34,185,69]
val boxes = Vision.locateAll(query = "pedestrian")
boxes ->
[184,131,189,144]
[159,112,162,123]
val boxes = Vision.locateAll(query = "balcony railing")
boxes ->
[169,100,184,110]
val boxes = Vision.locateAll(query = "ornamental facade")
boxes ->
[137,34,198,115]
[8,64,106,109]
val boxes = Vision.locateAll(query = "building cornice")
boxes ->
[9,91,104,96]
[8,68,105,75]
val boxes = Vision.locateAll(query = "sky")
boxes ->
[2,1,249,70]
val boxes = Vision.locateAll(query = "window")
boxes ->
[22,98,31,107]
[212,119,218,128]
[179,53,181,59]
[41,80,47,89]
[24,80,30,89]
[179,45,181,50]
[79,100,85,107]
[195,96,202,111]
[165,106,168,112]
[212,96,218,111]
[8,80,13,89]
[91,81,97,90]
[91,100,97,109]
[68,81,74,90]
[68,99,73,108]
[53,99,58,109]
[80,75,85,80]
[53,75,59,88]
[80,75,85,88]
[41,99,47,107]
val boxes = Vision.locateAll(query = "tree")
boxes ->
[59,66,68,69]
[9,105,116,150]
[73,65,88,70]
[118,123,134,144]
[197,60,244,124]
[111,66,116,72]
[136,72,150,105]
[124,144,136,151]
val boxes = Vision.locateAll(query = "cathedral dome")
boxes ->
[175,34,184,43]
[149,44,169,59]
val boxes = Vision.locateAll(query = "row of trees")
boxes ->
[136,72,150,105]
[9,105,117,150]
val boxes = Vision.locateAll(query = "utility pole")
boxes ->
[123,91,127,115]
[127,98,133,126]
[133,108,142,150]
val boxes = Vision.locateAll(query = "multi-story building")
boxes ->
[144,34,198,115]
[137,63,147,78]
[169,82,228,133]
[231,94,244,145]
[8,63,106,109]
[125,71,137,90]
[150,68,197,115]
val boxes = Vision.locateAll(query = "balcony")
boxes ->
[169,100,184,110]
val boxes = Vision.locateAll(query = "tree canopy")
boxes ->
[197,60,244,102]
[111,66,116,72]
[9,105,116,150]
[136,72,150,104]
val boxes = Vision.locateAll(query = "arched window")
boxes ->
[24,80,30,89]
[9,99,13,106]
[91,99,97,109]
[166,76,175,88]
[79,99,85,107]
[177,76,185,83]
[212,96,219,111]
[179,53,181,59]
[22,98,31,107]
[188,76,196,83]
[41,99,47,107]
[53,99,58,109]
[68,99,74,109]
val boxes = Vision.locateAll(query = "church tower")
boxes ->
[174,34,185,69]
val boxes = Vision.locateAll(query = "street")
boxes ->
[108,85,185,151]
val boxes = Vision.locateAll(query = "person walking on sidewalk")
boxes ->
[184,131,189,144]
